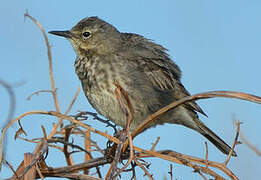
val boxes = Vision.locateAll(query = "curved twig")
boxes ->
[0,79,16,170]
[24,12,60,113]
[131,91,261,141]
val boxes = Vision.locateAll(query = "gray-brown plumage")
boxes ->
[49,16,236,156]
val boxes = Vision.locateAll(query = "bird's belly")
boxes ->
[84,81,198,132]
[84,82,152,130]
[85,84,131,128]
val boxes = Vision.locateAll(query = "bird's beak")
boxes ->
[48,30,72,38]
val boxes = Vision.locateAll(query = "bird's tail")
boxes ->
[197,121,237,156]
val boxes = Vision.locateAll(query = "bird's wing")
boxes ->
[137,57,207,117]
[121,33,206,116]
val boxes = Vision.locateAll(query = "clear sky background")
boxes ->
[1,0,261,179]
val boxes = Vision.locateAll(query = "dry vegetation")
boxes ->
[1,12,261,180]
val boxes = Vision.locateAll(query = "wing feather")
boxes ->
[121,33,207,116]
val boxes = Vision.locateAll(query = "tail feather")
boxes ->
[197,122,237,156]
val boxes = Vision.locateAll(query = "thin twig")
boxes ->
[240,133,261,156]
[2,110,120,149]
[48,86,80,138]
[138,149,238,179]
[24,12,61,113]
[197,170,208,180]
[136,148,226,179]
[224,120,240,165]
[168,164,173,180]
[106,131,127,180]
[111,80,135,179]
[65,86,81,115]
[42,173,102,180]
[0,79,16,170]
[36,157,108,175]
[131,162,137,180]
[26,89,53,101]
[4,160,18,178]
[84,129,91,175]
[205,142,209,169]
[133,158,154,180]
[63,127,74,166]
[151,137,160,151]
[47,138,90,155]
[74,111,118,133]
[36,164,44,180]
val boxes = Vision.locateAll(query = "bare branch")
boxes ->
[133,158,154,180]
[224,120,240,165]
[63,127,74,166]
[26,89,53,101]
[24,11,61,113]
[168,164,173,180]
[240,132,261,157]
[74,111,118,133]
[132,91,261,140]
[205,142,209,169]
[150,137,160,151]
[0,79,16,170]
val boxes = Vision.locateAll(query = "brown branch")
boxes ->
[131,162,137,180]
[3,90,259,178]
[205,142,209,169]
[131,91,261,141]
[63,127,74,166]
[114,80,134,128]
[151,137,160,151]
[106,131,127,180]
[138,149,239,179]
[36,164,44,180]
[137,148,225,179]
[0,110,121,150]
[36,157,108,175]
[65,86,81,115]
[133,158,154,180]
[4,160,18,178]
[23,153,36,180]
[4,89,260,178]
[24,12,61,113]
[198,170,208,180]
[108,80,135,179]
[47,138,90,155]
[42,173,102,180]
[9,139,49,180]
[26,90,53,101]
[48,86,81,139]
[224,120,240,165]
[84,129,91,175]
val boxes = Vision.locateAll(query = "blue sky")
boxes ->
[1,0,261,179]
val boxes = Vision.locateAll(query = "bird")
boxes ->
[49,16,236,156]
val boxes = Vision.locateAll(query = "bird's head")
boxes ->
[49,16,121,56]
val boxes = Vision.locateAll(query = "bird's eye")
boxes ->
[82,31,91,38]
